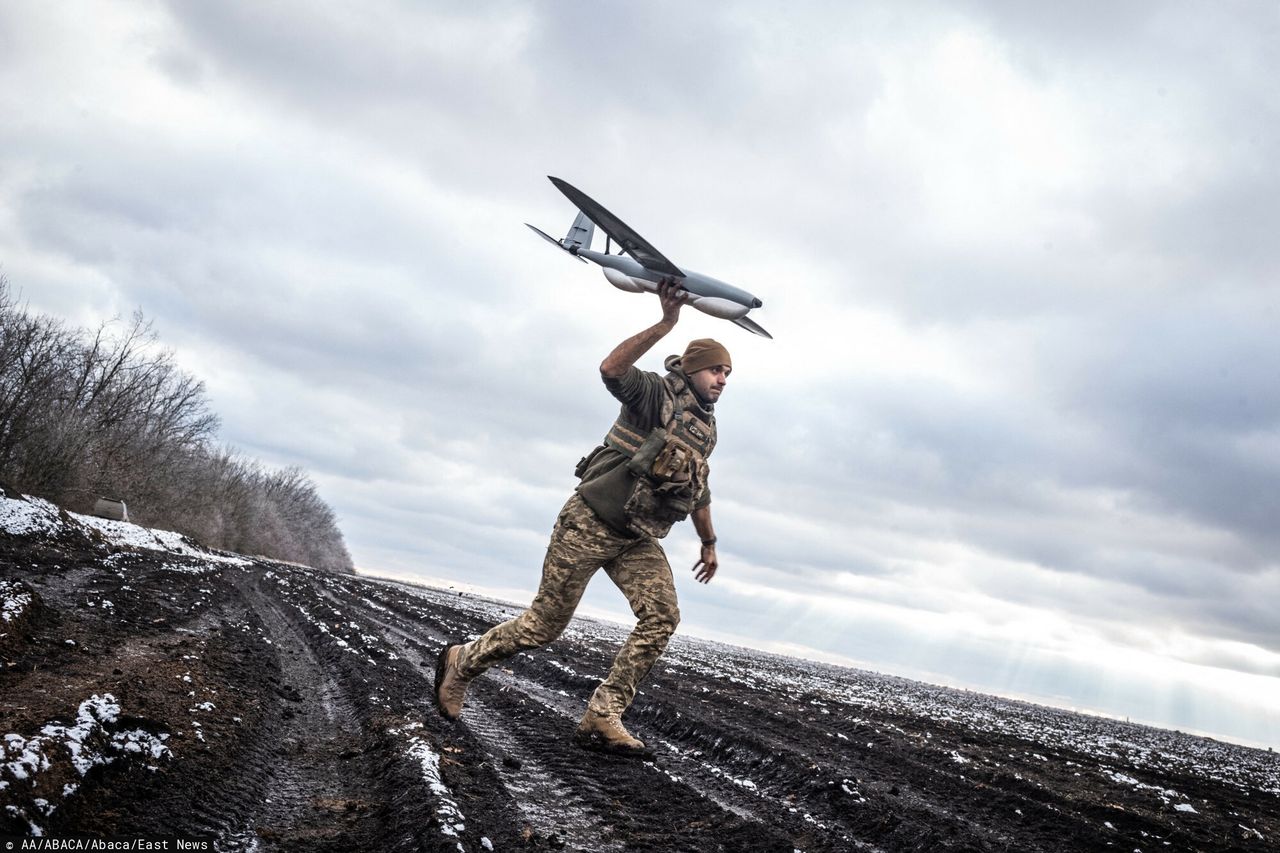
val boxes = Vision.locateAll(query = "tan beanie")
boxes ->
[680,338,732,374]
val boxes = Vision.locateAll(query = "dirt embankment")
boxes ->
[2,492,1277,852]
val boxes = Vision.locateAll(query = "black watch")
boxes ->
[701,537,717,547]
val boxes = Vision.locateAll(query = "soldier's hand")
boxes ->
[692,544,718,584]
[658,276,687,326]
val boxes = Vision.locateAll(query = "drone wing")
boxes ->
[548,176,684,278]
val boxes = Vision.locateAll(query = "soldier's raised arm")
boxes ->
[600,278,687,378]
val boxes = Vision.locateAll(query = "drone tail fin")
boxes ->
[562,209,595,252]
[525,223,588,262]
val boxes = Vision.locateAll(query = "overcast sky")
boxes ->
[3,1,1278,748]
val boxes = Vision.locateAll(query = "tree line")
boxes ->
[0,277,354,572]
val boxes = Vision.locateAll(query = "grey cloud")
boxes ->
[702,349,1280,662]
[1043,299,1280,545]
[151,46,205,87]
[963,1,1280,69]
[162,2,524,109]
[160,0,893,235]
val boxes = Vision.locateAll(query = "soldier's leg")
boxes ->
[587,539,680,717]
[456,493,630,678]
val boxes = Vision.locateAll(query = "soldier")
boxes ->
[434,279,729,755]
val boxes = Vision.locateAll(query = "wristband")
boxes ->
[701,537,717,547]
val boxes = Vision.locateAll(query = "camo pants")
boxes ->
[455,492,680,717]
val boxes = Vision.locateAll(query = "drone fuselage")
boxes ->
[577,249,762,321]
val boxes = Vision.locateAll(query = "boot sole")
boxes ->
[573,729,652,759]
[433,644,459,719]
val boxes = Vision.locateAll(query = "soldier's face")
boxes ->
[690,364,731,403]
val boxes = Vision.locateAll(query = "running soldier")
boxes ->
[434,279,729,755]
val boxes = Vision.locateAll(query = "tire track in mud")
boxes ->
[255,568,536,853]
[477,670,862,853]
[636,667,1129,852]
[528,659,978,852]
[335,581,866,849]
[634,683,1014,852]
[328,590,635,851]
[213,569,1280,853]
[640,657,1180,853]
[636,658,1043,851]
[462,694,627,853]
[478,666,870,853]
[343,601,632,852]
[212,573,389,851]
[307,575,1130,852]
[342,578,1044,851]
[335,579,837,853]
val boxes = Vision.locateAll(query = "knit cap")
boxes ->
[680,338,732,374]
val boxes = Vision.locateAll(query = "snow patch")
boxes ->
[840,778,867,803]
[2,694,170,805]
[1,579,33,623]
[74,513,247,566]
[546,659,579,677]
[395,727,468,845]
[1102,768,1184,807]
[0,494,63,537]
[158,560,215,575]
[0,493,250,569]
[699,760,761,794]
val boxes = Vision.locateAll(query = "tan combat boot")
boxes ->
[574,710,649,757]
[433,643,470,719]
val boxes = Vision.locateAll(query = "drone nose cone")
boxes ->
[752,298,763,309]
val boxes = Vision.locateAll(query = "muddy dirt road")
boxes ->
[2,493,1277,851]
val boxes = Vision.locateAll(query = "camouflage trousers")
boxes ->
[455,491,680,717]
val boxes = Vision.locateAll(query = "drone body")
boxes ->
[527,177,772,339]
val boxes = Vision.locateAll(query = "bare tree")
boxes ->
[0,278,354,572]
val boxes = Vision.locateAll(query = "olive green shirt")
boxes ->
[576,366,714,536]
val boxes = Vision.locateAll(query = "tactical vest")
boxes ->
[600,365,717,538]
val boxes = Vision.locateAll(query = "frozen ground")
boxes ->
[2,490,1277,851]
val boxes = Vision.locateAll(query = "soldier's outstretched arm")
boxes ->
[600,277,687,378]
[690,504,718,583]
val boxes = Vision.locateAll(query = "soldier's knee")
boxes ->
[642,605,679,638]
[522,613,570,648]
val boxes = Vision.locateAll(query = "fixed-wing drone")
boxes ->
[527,177,772,339]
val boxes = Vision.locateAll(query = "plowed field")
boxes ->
[2,494,1277,852]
